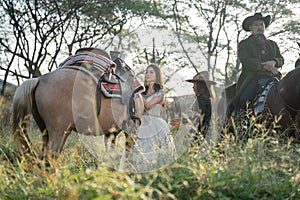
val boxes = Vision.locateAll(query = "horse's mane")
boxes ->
[295,58,300,68]
[296,42,300,68]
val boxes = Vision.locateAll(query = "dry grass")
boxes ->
[0,101,299,199]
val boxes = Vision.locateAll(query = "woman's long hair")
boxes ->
[142,63,166,108]
[143,63,164,94]
[195,82,216,101]
[195,81,211,97]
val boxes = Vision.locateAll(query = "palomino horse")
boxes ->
[225,59,300,139]
[11,47,144,165]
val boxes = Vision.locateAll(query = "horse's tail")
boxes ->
[11,78,39,156]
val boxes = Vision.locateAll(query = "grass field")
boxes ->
[0,102,299,199]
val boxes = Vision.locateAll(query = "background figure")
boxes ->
[132,64,176,172]
[230,13,284,113]
[186,71,216,140]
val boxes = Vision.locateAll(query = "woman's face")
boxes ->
[145,67,156,83]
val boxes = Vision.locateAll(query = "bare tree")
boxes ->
[149,0,299,86]
[0,0,155,95]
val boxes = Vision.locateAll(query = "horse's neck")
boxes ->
[272,69,300,113]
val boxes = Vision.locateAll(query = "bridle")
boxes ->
[128,94,142,126]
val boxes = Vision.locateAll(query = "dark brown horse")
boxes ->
[262,61,300,136]
[224,60,300,138]
[11,47,144,165]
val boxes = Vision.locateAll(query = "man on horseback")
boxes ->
[230,13,284,114]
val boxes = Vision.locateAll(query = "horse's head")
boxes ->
[123,81,145,134]
[120,87,144,165]
[113,58,135,82]
[111,58,145,138]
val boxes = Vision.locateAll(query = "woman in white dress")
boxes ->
[132,64,176,172]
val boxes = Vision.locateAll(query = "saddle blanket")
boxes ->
[101,79,144,99]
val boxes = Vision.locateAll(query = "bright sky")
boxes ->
[1,9,298,92]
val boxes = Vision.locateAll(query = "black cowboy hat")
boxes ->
[185,71,216,85]
[242,13,271,32]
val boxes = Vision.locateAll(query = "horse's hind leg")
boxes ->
[46,125,73,163]
[41,130,49,160]
[13,116,36,158]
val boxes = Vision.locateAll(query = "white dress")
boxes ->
[132,91,176,172]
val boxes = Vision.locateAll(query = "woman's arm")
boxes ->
[143,94,164,110]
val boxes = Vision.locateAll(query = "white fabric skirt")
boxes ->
[132,115,176,172]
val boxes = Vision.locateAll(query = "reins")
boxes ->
[128,94,142,126]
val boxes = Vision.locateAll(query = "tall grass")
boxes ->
[0,101,299,199]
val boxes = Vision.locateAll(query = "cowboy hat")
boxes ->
[185,71,216,84]
[242,13,271,32]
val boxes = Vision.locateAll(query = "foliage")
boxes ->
[1,103,299,199]
[1,0,299,95]
[147,0,300,85]
[0,0,155,85]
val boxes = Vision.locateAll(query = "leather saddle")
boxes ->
[100,58,144,104]
[59,50,144,104]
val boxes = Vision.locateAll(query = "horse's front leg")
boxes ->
[104,132,118,152]
[119,132,137,172]
[295,112,300,134]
